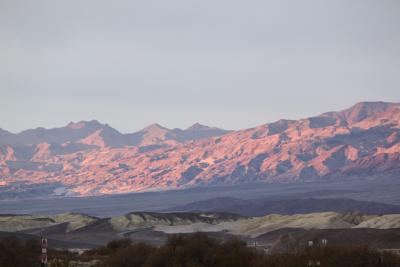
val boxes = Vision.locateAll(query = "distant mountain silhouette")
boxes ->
[0,121,229,148]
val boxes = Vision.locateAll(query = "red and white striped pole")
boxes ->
[41,237,48,267]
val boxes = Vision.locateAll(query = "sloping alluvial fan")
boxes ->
[0,101,400,197]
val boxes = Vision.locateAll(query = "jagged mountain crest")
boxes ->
[339,101,400,124]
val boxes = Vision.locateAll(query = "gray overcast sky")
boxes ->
[1,0,399,133]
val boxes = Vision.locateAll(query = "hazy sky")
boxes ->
[1,0,399,133]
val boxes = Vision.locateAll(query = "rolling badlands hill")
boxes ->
[1,101,400,197]
[0,211,244,247]
[2,211,400,248]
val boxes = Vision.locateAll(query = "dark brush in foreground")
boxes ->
[1,233,400,267]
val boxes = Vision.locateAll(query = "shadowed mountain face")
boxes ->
[169,197,400,217]
[1,101,400,197]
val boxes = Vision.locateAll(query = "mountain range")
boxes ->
[1,101,400,197]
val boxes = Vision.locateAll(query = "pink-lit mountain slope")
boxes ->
[0,102,399,197]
